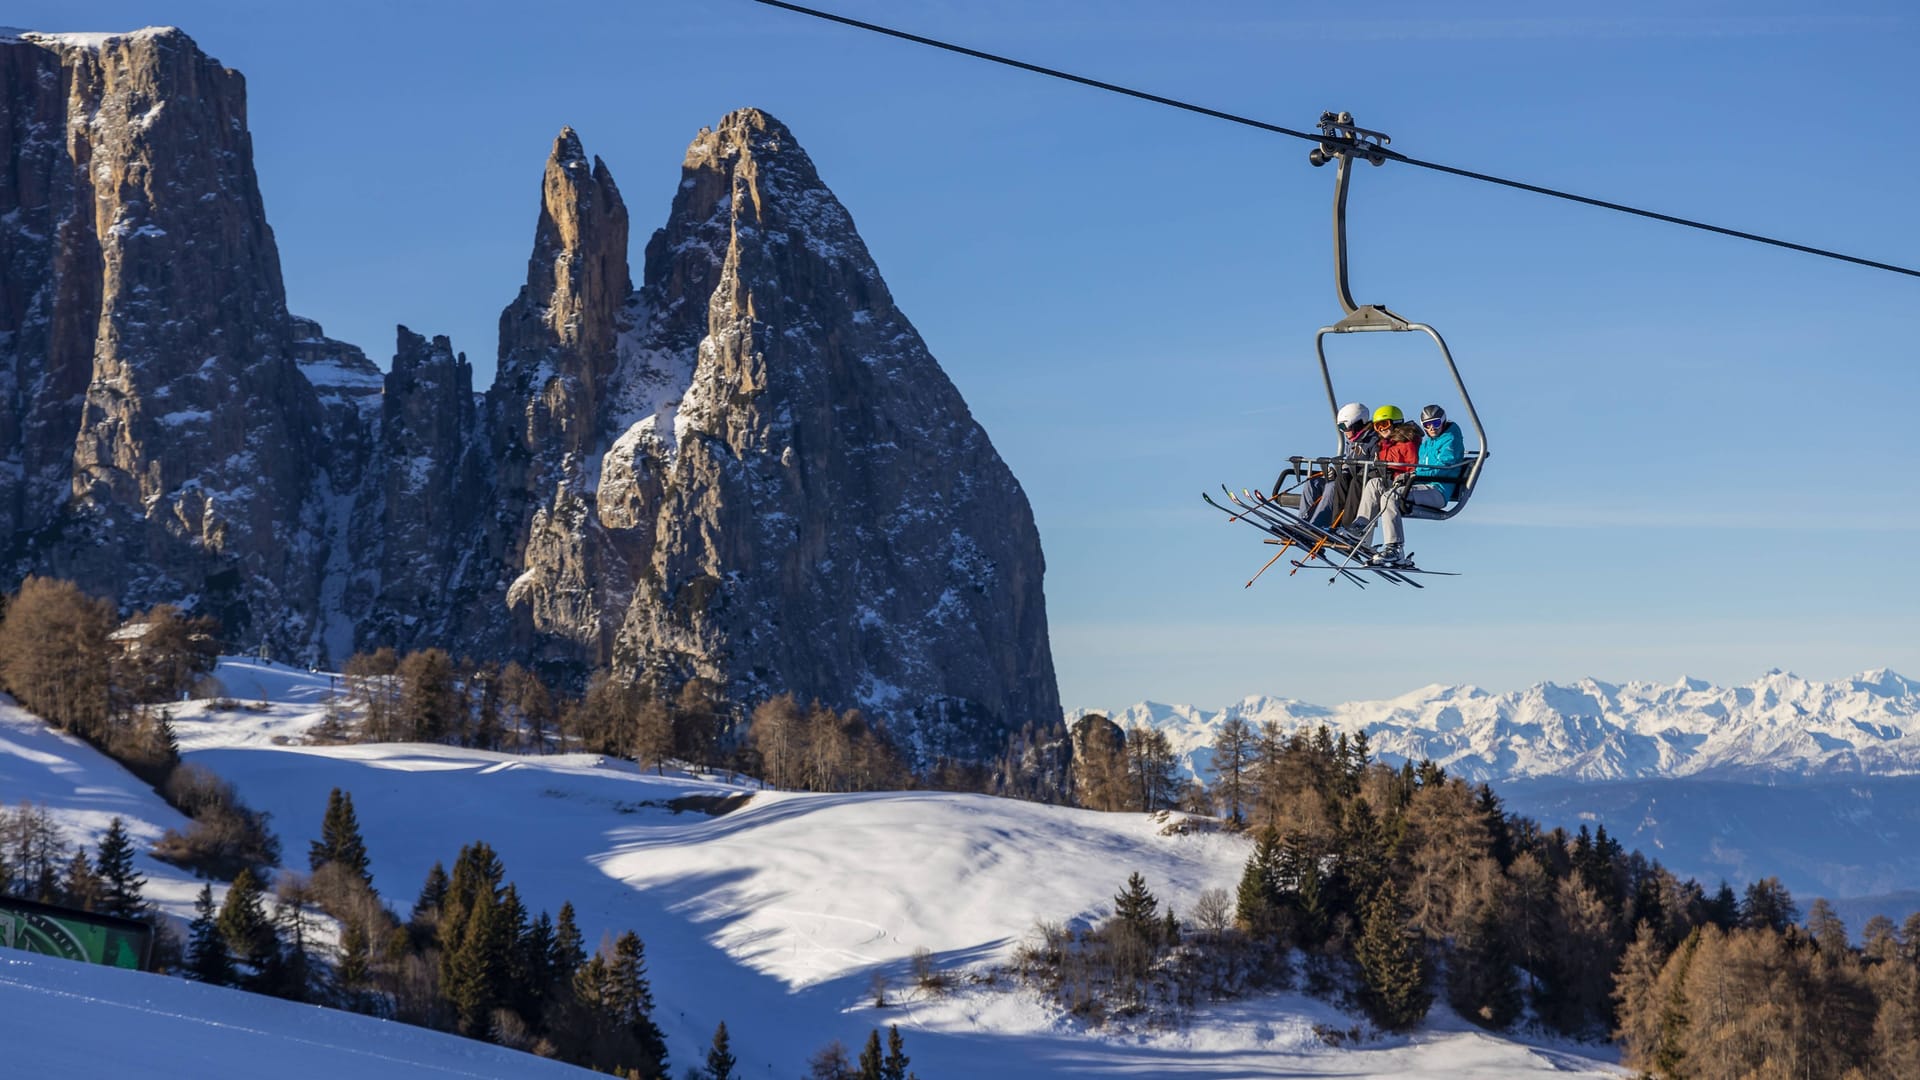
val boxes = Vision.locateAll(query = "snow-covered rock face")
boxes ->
[1111,669,1920,783]
[0,27,326,649]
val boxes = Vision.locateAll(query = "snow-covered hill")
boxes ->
[0,659,1619,1078]
[1105,669,1920,783]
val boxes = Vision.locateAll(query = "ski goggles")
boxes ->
[1338,420,1368,432]
[1421,418,1446,431]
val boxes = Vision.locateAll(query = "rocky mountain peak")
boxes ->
[1,25,323,647]
[603,108,1059,753]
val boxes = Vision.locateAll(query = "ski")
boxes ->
[1205,490,1375,587]
[1293,560,1458,578]
[1209,484,1453,587]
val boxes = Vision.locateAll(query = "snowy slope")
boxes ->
[1106,669,1920,783]
[0,950,590,1079]
[0,659,1621,1078]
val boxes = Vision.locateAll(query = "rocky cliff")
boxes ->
[0,28,1061,749]
[0,27,328,648]
[485,112,1060,753]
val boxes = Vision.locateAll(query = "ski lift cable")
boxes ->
[747,0,1920,280]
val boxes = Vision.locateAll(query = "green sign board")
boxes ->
[0,896,151,970]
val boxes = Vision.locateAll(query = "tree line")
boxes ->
[1013,721,1920,1080]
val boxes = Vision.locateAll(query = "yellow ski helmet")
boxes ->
[1371,405,1403,423]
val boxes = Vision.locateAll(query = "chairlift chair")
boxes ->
[1206,113,1488,586]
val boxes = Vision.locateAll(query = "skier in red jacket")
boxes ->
[1347,405,1422,568]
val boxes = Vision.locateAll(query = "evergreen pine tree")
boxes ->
[1113,872,1159,938]
[1354,881,1432,1031]
[551,901,587,985]
[440,841,505,957]
[1339,798,1388,906]
[881,1025,910,1080]
[445,885,510,1036]
[1445,900,1521,1029]
[216,868,277,970]
[858,1028,884,1080]
[609,930,668,1069]
[60,849,101,912]
[1703,881,1739,929]
[1162,906,1180,948]
[705,1020,738,1080]
[515,906,555,1019]
[94,816,147,918]
[1235,829,1283,935]
[308,788,373,888]
[186,883,235,985]
[1740,876,1799,933]
[411,861,449,925]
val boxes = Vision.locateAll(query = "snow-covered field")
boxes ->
[0,659,1620,1077]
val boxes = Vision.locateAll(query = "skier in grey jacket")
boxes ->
[1305,402,1379,529]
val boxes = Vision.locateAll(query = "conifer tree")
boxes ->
[1861,914,1899,962]
[60,849,101,911]
[858,1028,884,1080]
[337,913,372,998]
[272,873,323,1002]
[186,883,235,985]
[1806,897,1849,952]
[1740,876,1799,934]
[216,868,277,970]
[1354,881,1432,1031]
[94,816,146,918]
[516,907,556,1018]
[705,1020,738,1080]
[1612,920,1671,1070]
[881,1024,910,1080]
[308,788,373,888]
[445,885,510,1036]
[412,861,449,927]
[551,901,586,985]
[440,841,505,955]
[1235,829,1283,935]
[1446,899,1520,1029]
[1113,872,1160,938]
[1207,715,1257,827]
[1702,880,1740,929]
[609,930,668,1068]
[1339,797,1388,904]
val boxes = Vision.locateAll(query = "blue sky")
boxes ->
[31,1,1920,709]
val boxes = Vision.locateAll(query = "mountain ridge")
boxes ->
[1093,668,1920,783]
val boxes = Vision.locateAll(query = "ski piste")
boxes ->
[1204,484,1446,587]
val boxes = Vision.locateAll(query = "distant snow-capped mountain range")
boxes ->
[1097,669,1920,784]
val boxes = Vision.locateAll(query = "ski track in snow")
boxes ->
[0,658,1623,1078]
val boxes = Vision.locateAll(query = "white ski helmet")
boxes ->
[1336,402,1370,430]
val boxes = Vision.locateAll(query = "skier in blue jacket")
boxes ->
[1409,404,1465,512]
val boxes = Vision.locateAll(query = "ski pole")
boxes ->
[1246,539,1294,587]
